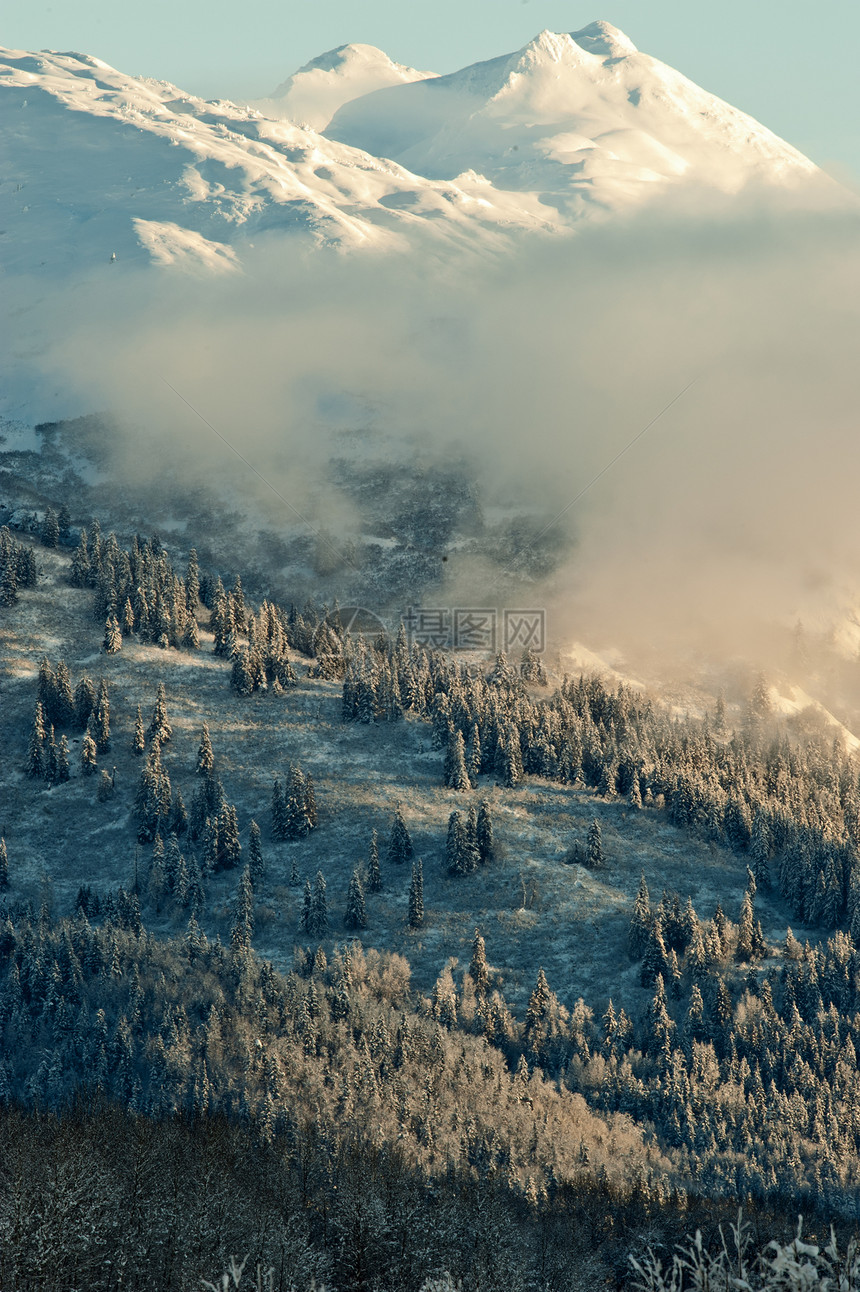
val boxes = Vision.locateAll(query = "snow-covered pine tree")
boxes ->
[387,806,413,866]
[444,729,472,791]
[469,929,489,995]
[476,800,495,864]
[148,682,172,744]
[80,731,97,776]
[310,871,328,939]
[102,614,122,654]
[408,860,424,928]
[366,829,382,892]
[196,724,214,777]
[0,838,8,890]
[132,706,145,757]
[344,869,367,930]
[586,818,604,869]
[248,820,264,884]
[26,702,47,779]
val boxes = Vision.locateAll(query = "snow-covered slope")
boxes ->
[0,23,837,278]
[0,47,555,275]
[253,43,437,132]
[329,21,826,218]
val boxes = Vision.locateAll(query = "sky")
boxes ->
[3,0,860,181]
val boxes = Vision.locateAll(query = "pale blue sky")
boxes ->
[4,0,859,179]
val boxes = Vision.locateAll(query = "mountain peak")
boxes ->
[257,42,435,130]
[570,20,637,59]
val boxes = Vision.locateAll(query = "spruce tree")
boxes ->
[132,706,145,757]
[231,865,254,952]
[271,778,288,842]
[41,507,59,548]
[74,676,96,730]
[444,729,472,791]
[469,928,489,995]
[26,702,47,779]
[0,838,8,891]
[387,806,413,866]
[148,682,172,744]
[310,871,328,939]
[366,829,382,892]
[102,615,122,654]
[628,874,652,955]
[55,734,70,783]
[53,661,75,726]
[476,800,495,864]
[80,731,97,776]
[248,820,264,884]
[196,724,214,776]
[344,869,367,930]
[586,818,604,869]
[408,860,424,928]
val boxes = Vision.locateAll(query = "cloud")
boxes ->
[6,186,860,669]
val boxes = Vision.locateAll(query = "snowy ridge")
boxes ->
[0,21,840,277]
[329,20,826,219]
[0,46,556,275]
[254,43,437,132]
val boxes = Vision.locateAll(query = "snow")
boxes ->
[0,24,840,282]
[254,43,437,132]
[328,20,829,219]
[0,44,556,278]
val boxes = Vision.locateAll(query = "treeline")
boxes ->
[0,1102,814,1292]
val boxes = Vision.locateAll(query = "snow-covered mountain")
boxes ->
[0,23,838,277]
[0,47,554,276]
[329,21,823,219]
[253,43,436,132]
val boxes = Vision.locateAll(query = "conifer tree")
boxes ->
[121,597,135,637]
[387,806,413,866]
[628,874,652,956]
[300,879,312,934]
[185,549,200,614]
[80,731,98,776]
[586,818,604,869]
[97,769,115,802]
[148,682,172,744]
[0,838,8,891]
[44,726,58,786]
[444,729,472,791]
[169,788,188,836]
[476,800,495,864]
[196,724,214,776]
[231,865,254,952]
[408,859,424,928]
[466,725,482,784]
[366,829,382,892]
[132,706,145,757]
[74,676,96,730]
[248,820,264,884]
[53,662,75,726]
[310,871,328,939]
[41,507,59,548]
[217,804,242,871]
[55,734,70,784]
[102,614,122,654]
[344,869,367,930]
[26,702,47,779]
[469,928,489,995]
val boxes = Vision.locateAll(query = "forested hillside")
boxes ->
[3,509,860,1287]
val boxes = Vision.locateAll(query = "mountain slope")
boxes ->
[328,20,827,219]
[253,42,437,132]
[0,48,555,275]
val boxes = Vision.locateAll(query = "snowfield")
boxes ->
[0,21,840,277]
